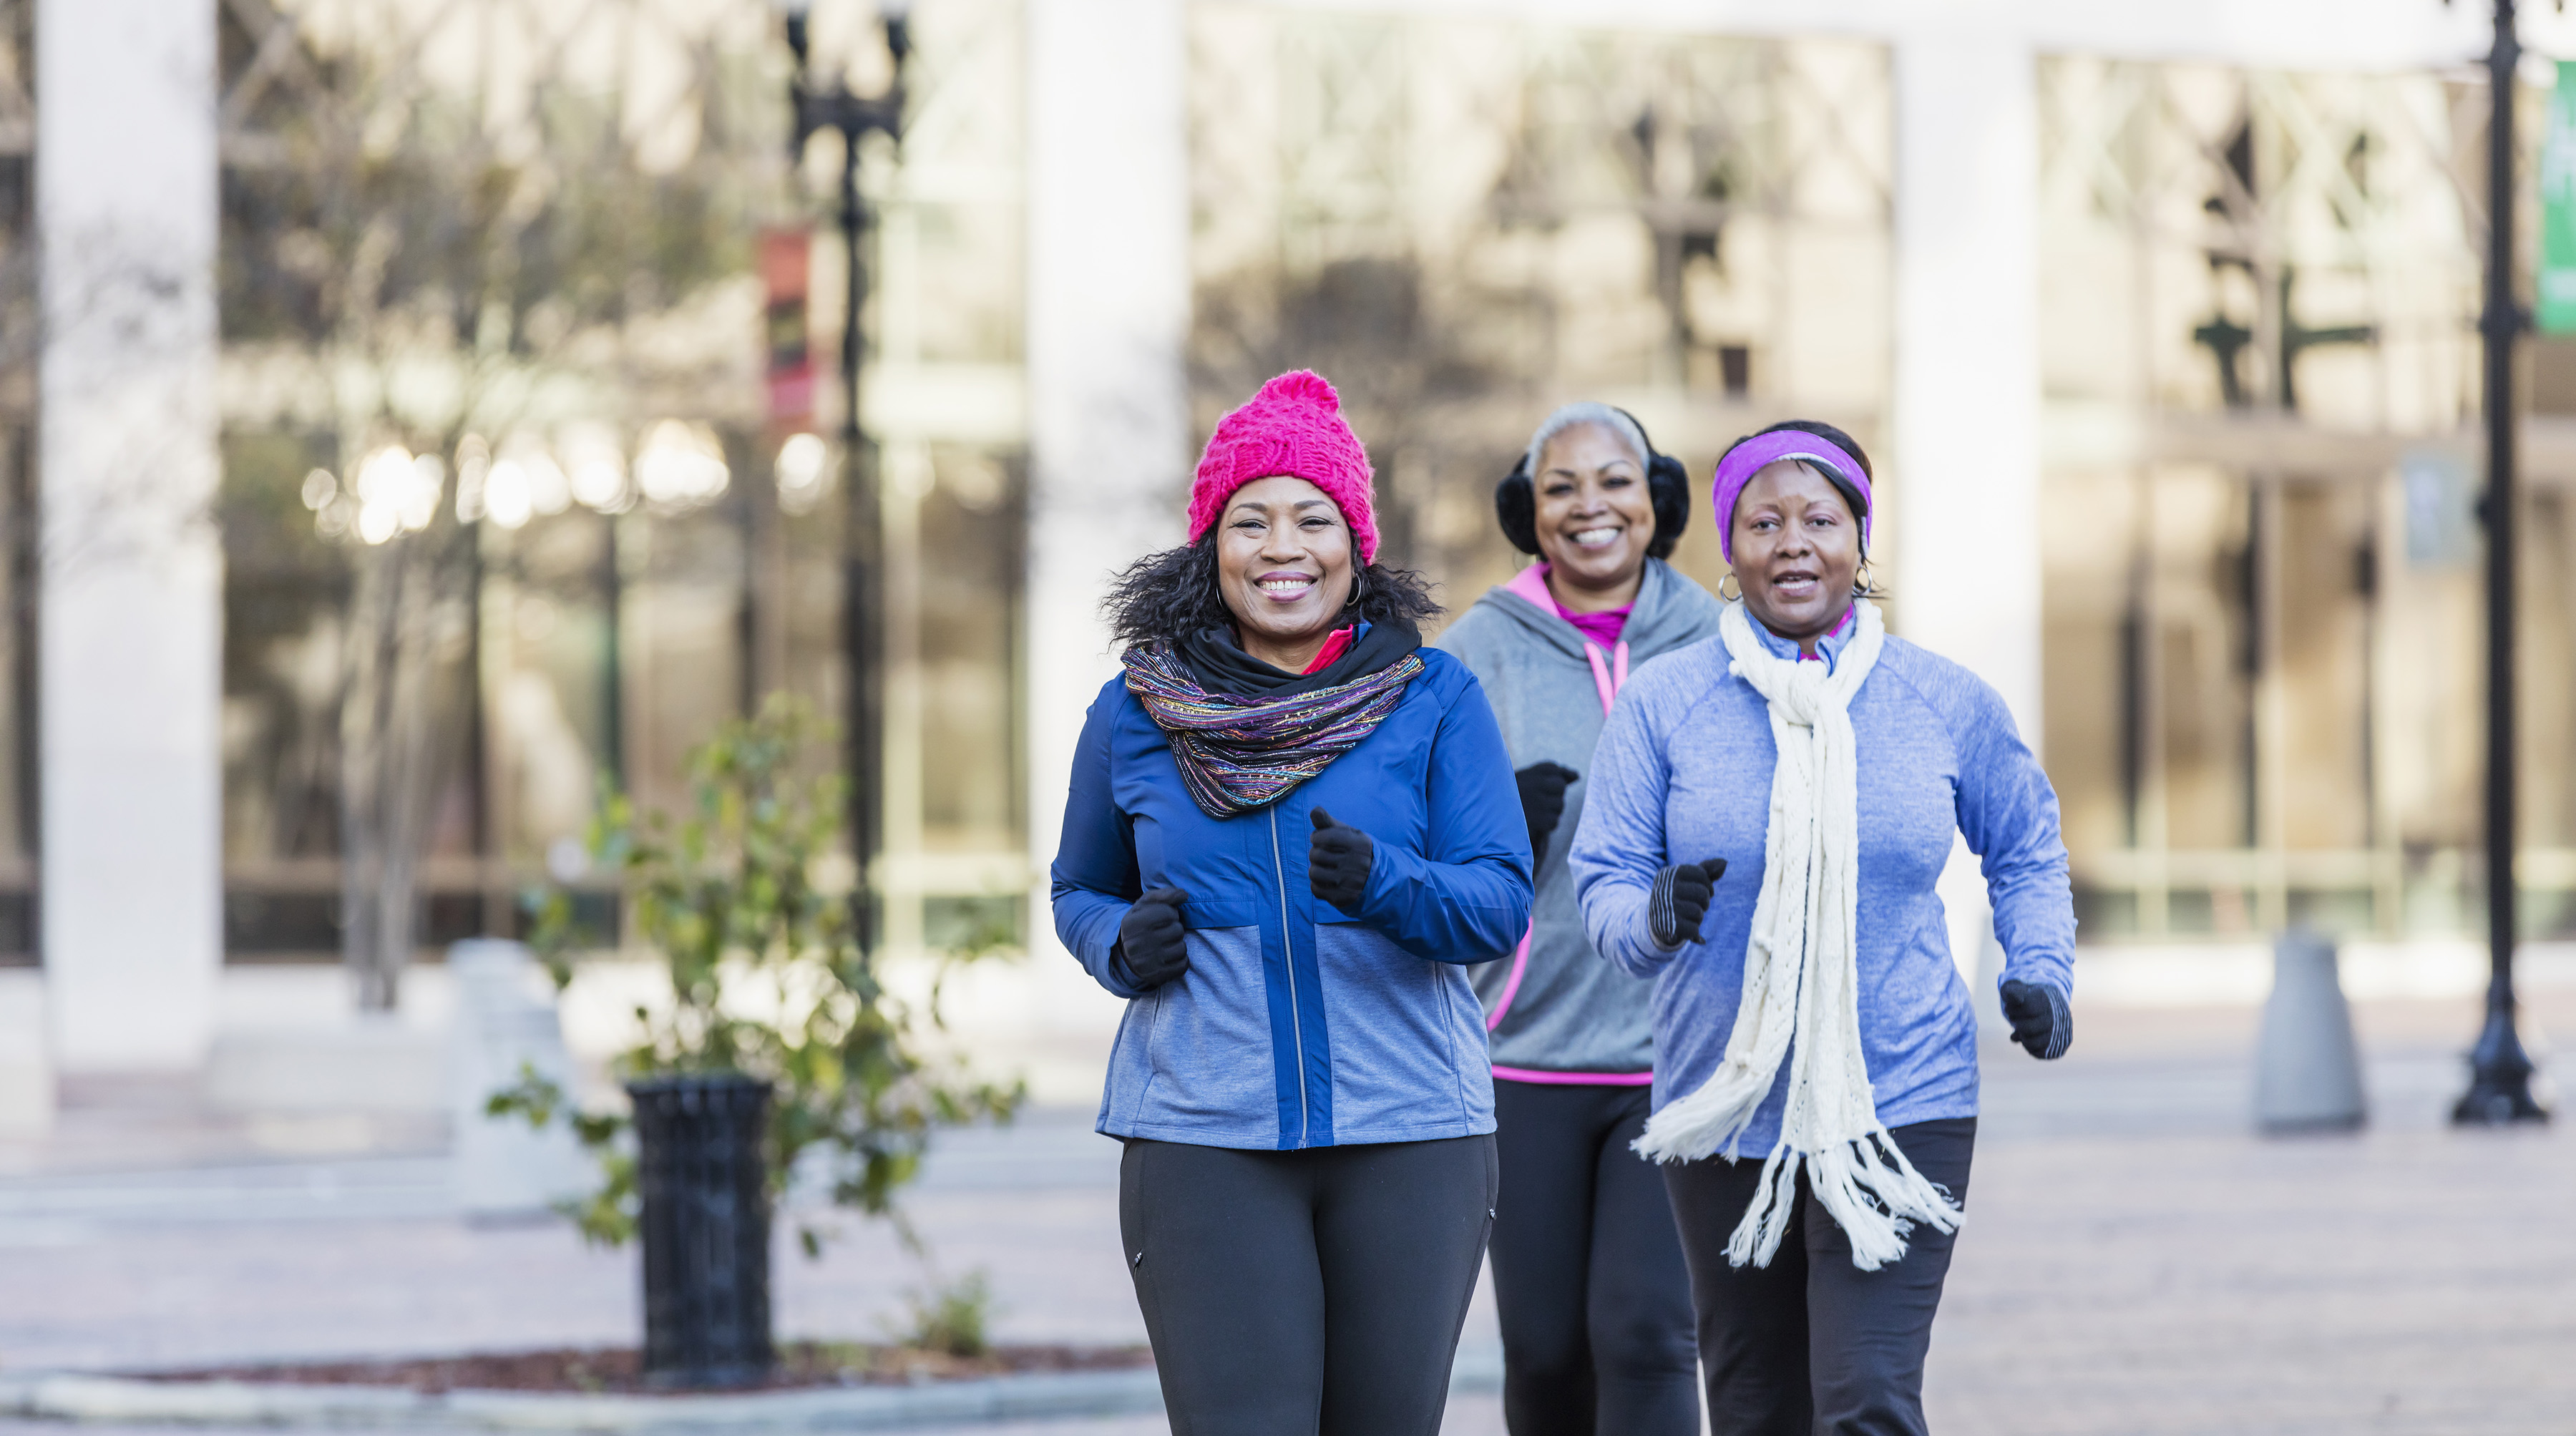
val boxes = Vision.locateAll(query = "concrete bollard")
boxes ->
[2254,927,2367,1133]
[449,939,590,1218]
[0,969,54,1136]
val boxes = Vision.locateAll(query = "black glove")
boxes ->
[1649,859,1727,948]
[1999,979,2072,1060]
[1515,763,1578,868]
[1113,886,1191,991]
[1308,808,1375,912]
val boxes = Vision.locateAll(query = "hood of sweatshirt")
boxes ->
[1463,555,1723,668]
[1432,557,1725,1075]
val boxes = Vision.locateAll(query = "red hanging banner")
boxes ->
[761,228,816,429]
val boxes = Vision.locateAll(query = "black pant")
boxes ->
[1488,1080,1699,1436]
[1662,1117,1976,1436]
[1118,1134,1498,1436]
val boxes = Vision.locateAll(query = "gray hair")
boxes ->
[1524,402,1649,482]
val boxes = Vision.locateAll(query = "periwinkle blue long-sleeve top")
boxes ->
[1052,646,1532,1151]
[1568,615,2075,1150]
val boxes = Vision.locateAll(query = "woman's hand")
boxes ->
[1649,858,1727,948]
[1308,808,1375,912]
[1514,763,1578,868]
[1999,979,2072,1060]
[1115,886,1193,991]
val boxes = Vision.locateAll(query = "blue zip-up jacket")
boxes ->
[1052,645,1533,1151]
[1569,612,2076,1151]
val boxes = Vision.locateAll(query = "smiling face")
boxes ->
[1728,459,1861,651]
[1531,421,1656,612]
[1215,474,1358,671]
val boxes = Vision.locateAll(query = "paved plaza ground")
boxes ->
[3,990,2572,1435]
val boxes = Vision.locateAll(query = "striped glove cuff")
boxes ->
[2035,983,2072,1061]
[1649,866,1686,950]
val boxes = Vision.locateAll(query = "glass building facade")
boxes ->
[2036,58,2576,941]
[206,0,1028,966]
[5,0,2573,997]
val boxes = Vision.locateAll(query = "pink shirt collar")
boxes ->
[1504,563,1632,646]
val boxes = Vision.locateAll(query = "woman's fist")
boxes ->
[1649,859,1727,948]
[1515,763,1579,868]
[1308,808,1376,912]
[2000,979,2072,1060]
[1116,886,1192,991]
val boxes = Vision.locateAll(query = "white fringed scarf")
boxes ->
[1632,600,1961,1271]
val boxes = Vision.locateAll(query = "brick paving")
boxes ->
[2,992,2572,1435]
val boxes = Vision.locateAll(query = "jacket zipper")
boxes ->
[1269,806,1310,1147]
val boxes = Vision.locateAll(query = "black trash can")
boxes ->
[626,1073,775,1387]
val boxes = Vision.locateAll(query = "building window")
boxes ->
[210,0,1028,972]
[0,0,36,966]
[2035,58,2552,939]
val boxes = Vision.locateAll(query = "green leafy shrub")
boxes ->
[489,694,1026,1249]
[892,1270,997,1358]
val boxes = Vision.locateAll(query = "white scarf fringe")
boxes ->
[1632,600,1961,1271]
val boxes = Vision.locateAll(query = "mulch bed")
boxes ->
[141,1342,1154,1395]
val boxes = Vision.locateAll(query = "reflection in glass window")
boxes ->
[218,431,359,958]
[487,511,616,869]
[2034,59,2572,940]
[0,0,32,965]
[919,447,1023,855]
[214,0,791,972]
[0,426,31,965]
[859,0,1030,956]
[208,0,1032,972]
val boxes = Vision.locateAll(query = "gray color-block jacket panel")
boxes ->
[1433,558,1726,1074]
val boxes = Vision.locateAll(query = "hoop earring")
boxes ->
[1718,571,1742,603]
[1854,557,1877,597]
[1343,565,1370,612]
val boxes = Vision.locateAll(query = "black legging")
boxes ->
[1663,1116,1976,1436]
[1487,1080,1699,1435]
[1117,1134,1498,1436]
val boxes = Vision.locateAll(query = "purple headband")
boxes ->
[1711,430,1873,565]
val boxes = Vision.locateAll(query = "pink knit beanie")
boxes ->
[1186,370,1380,565]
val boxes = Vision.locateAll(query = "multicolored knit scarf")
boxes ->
[1122,643,1425,817]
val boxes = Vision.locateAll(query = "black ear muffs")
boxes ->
[1614,408,1691,561]
[1641,451,1690,560]
[1497,417,1693,560]
[1496,453,1541,556]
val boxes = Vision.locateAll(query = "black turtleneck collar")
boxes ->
[1173,617,1422,699]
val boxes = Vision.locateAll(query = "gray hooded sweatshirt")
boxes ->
[1434,557,1725,1075]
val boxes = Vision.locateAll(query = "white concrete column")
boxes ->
[1024,0,1191,954]
[37,0,225,1072]
[1890,31,2042,977]
[1890,29,2043,742]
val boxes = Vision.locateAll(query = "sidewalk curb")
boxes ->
[0,1369,1167,1431]
[0,1352,1498,1430]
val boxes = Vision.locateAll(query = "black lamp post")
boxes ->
[776,0,909,953]
[2453,0,2550,1125]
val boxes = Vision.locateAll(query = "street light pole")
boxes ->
[2457,0,2550,1125]
[779,1,909,954]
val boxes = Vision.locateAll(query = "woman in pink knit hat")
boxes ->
[1052,370,1533,1434]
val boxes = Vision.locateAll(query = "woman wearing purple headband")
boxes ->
[1569,421,2076,1435]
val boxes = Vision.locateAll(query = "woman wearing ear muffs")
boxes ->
[1432,403,1722,1435]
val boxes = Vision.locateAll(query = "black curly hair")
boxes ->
[1494,406,1689,560]
[1103,532,1443,650]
